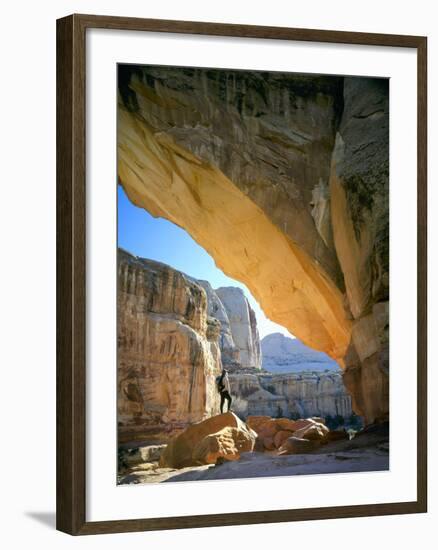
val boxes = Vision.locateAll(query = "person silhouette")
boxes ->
[217,368,232,413]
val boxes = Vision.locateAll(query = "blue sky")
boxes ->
[118,185,293,339]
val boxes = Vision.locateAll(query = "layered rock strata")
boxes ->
[196,280,241,369]
[117,67,389,423]
[195,281,261,370]
[118,249,263,443]
[117,249,222,443]
[229,371,352,420]
[215,287,261,370]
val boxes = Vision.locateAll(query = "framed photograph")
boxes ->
[56,14,427,535]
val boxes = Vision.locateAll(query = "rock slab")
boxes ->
[160,412,256,468]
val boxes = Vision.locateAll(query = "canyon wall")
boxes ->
[329,78,389,423]
[229,372,352,420]
[118,250,262,443]
[195,280,241,369]
[215,287,261,370]
[118,249,222,443]
[117,68,389,424]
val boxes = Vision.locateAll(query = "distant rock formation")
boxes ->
[261,332,339,373]
[118,67,389,424]
[229,371,352,420]
[215,287,261,370]
[195,280,241,369]
[117,249,222,444]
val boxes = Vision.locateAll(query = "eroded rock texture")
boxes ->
[329,78,389,423]
[229,372,352,420]
[215,287,261,370]
[196,281,261,370]
[118,249,222,443]
[118,68,389,423]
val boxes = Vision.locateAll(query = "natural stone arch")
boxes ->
[118,105,351,363]
[117,68,389,424]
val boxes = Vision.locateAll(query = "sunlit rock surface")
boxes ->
[117,249,222,444]
[195,280,241,369]
[215,286,261,370]
[159,412,256,468]
[229,371,352,420]
[117,67,389,424]
[118,250,263,444]
[261,332,339,373]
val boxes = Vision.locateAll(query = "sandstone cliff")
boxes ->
[117,68,389,423]
[229,371,352,420]
[215,287,261,370]
[117,249,221,443]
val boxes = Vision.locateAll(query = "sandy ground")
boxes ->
[118,445,389,485]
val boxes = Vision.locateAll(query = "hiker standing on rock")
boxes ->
[217,368,232,414]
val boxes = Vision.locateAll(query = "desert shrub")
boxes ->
[346,412,363,430]
[325,414,345,430]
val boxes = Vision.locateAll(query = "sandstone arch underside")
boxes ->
[117,68,389,424]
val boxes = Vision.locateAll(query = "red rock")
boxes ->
[246,416,271,433]
[293,423,329,442]
[262,436,276,451]
[257,420,280,438]
[274,430,294,449]
[160,412,256,468]
[274,418,298,431]
[291,418,316,431]
[192,426,256,465]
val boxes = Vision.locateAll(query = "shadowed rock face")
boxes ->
[117,67,389,424]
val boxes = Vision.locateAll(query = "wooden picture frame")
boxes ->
[56,13,427,535]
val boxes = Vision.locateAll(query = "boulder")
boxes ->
[246,415,272,433]
[274,418,298,432]
[274,430,295,449]
[193,426,256,465]
[248,416,331,451]
[257,419,281,438]
[311,417,326,425]
[279,436,320,455]
[120,444,166,467]
[260,435,276,451]
[293,422,329,442]
[291,418,318,432]
[248,417,297,436]
[159,412,256,468]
